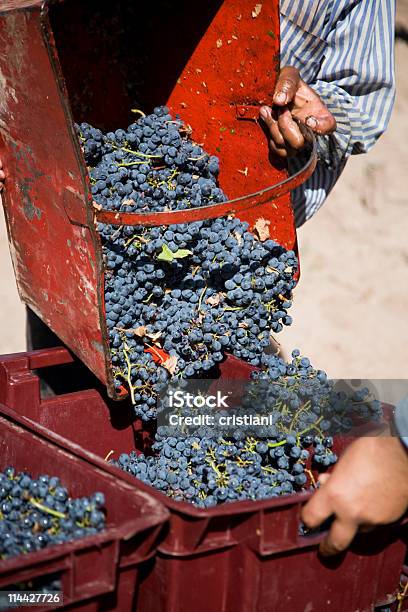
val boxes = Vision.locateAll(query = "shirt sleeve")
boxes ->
[289,0,396,224]
[394,397,408,449]
[312,0,396,166]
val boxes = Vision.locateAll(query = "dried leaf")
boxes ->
[162,354,178,375]
[252,3,262,18]
[146,330,162,343]
[92,201,102,211]
[133,326,148,337]
[269,334,281,355]
[205,293,225,306]
[145,345,170,365]
[254,217,270,241]
[238,322,249,329]
[233,231,243,246]
[122,198,135,206]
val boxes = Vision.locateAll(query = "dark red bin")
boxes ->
[0,386,168,611]
[0,348,406,612]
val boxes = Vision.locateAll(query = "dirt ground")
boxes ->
[0,16,407,386]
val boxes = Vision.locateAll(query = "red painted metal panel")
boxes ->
[0,0,314,396]
[0,6,110,386]
[165,0,298,247]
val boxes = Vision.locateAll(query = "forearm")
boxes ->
[310,0,396,167]
[310,79,395,168]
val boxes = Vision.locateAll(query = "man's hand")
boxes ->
[302,434,408,557]
[0,159,4,191]
[260,66,337,158]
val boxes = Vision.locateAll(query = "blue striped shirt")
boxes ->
[280,0,396,225]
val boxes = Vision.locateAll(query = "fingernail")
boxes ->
[259,107,270,121]
[274,92,287,105]
[306,116,318,129]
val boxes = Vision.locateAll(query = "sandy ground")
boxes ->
[0,23,407,390]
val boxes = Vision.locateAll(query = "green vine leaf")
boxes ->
[173,248,193,259]
[157,244,192,262]
[157,244,174,262]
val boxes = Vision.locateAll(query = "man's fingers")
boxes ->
[318,473,331,486]
[277,108,305,150]
[359,524,376,534]
[259,105,274,130]
[259,106,285,145]
[259,106,288,157]
[305,112,337,135]
[269,139,289,158]
[259,107,297,157]
[273,66,300,106]
[319,518,358,557]
[301,487,333,529]
[293,103,337,135]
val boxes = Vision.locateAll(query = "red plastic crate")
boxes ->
[1,348,406,612]
[0,390,168,611]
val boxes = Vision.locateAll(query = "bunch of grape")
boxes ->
[112,350,381,507]
[0,467,106,560]
[78,106,297,420]
[78,107,384,507]
[113,432,328,508]
[246,350,382,437]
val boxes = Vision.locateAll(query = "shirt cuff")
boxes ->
[310,81,360,168]
[394,397,408,450]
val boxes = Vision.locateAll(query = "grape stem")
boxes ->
[29,498,67,519]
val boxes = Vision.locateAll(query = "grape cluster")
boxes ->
[80,106,224,212]
[113,350,381,507]
[78,106,297,419]
[113,427,335,508]
[79,107,383,507]
[0,467,106,560]
[246,350,382,436]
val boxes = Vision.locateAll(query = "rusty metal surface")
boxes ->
[0,0,307,397]
[0,6,110,386]
[164,0,298,250]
